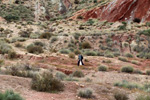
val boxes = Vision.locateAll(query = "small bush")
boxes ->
[50,37,58,43]
[78,88,93,98]
[69,52,75,59]
[8,51,17,59]
[131,60,140,65]
[118,57,128,62]
[0,90,24,100]
[15,42,22,47]
[136,95,150,100]
[27,44,43,54]
[114,80,141,90]
[134,69,142,74]
[74,49,81,55]
[65,76,79,81]
[102,60,111,63]
[84,50,97,56]
[98,65,108,71]
[55,72,67,80]
[125,53,134,58]
[59,49,70,54]
[146,70,150,75]
[39,32,52,39]
[74,33,81,40]
[114,92,129,100]
[34,41,44,47]
[73,70,84,78]
[31,71,64,92]
[121,66,134,73]
[82,42,91,49]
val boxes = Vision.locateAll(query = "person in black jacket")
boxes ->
[78,54,84,66]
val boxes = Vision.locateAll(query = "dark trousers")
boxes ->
[78,60,84,66]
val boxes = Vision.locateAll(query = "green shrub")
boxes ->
[121,66,134,73]
[118,57,128,62]
[69,52,75,59]
[136,95,150,100]
[114,80,141,90]
[73,70,84,78]
[104,52,114,58]
[146,70,150,75]
[8,51,17,59]
[0,90,24,100]
[65,76,79,81]
[82,42,91,49]
[15,42,22,47]
[27,44,43,54]
[118,25,126,30]
[84,50,97,56]
[98,65,108,71]
[74,49,81,55]
[0,4,34,22]
[50,37,58,43]
[18,30,31,37]
[59,49,70,54]
[31,71,64,92]
[134,69,143,74]
[131,60,139,65]
[114,92,129,100]
[0,41,13,54]
[55,72,67,80]
[114,52,121,57]
[39,32,52,39]
[102,60,111,63]
[74,33,81,40]
[78,88,93,98]
[34,41,44,47]
[125,53,134,58]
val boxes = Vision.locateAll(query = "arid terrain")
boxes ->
[0,0,150,100]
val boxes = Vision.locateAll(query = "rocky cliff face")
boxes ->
[72,0,150,22]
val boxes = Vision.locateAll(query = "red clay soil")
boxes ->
[71,0,150,22]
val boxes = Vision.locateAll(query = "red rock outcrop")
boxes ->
[71,0,150,22]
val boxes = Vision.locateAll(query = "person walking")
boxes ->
[78,54,84,66]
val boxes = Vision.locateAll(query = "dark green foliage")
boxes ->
[98,65,108,71]
[31,72,64,92]
[0,4,34,22]
[73,70,84,78]
[78,88,93,98]
[121,66,134,73]
[114,92,129,100]
[0,90,24,100]
[18,30,31,38]
[87,19,94,25]
[27,44,43,54]
[137,29,150,36]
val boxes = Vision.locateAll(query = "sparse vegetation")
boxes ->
[73,70,84,78]
[69,52,75,59]
[118,57,128,62]
[114,92,129,100]
[121,66,134,73]
[78,88,93,98]
[31,71,64,92]
[27,44,43,54]
[82,42,91,49]
[0,90,24,100]
[98,65,108,71]
[136,95,150,100]
[146,70,150,75]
